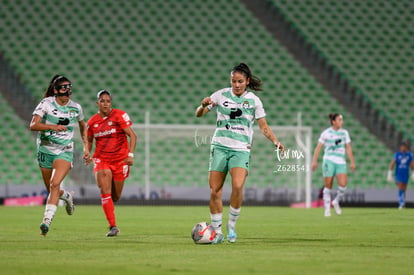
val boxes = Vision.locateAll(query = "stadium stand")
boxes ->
[0,92,43,185]
[271,0,414,138]
[0,0,394,190]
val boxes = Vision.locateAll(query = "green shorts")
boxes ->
[322,159,347,177]
[208,145,250,174]
[37,151,73,169]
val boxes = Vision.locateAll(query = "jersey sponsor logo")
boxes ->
[58,117,70,125]
[229,108,242,119]
[122,113,131,123]
[94,128,116,138]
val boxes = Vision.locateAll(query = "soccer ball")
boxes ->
[191,221,216,244]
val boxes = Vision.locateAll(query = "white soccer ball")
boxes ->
[191,221,216,244]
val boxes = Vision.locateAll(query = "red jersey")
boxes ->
[87,109,132,162]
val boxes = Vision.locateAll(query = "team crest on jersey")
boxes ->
[108,121,113,126]
[69,110,77,118]
[242,101,249,108]
[94,124,99,128]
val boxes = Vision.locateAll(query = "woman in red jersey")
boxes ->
[84,90,137,237]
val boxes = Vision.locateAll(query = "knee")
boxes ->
[49,181,60,192]
[231,182,244,193]
[210,188,222,199]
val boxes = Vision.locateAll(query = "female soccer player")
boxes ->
[311,113,356,217]
[84,90,137,237]
[387,142,414,209]
[195,63,284,243]
[30,75,89,236]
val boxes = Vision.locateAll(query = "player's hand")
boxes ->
[125,156,134,166]
[201,97,214,108]
[274,142,285,156]
[311,161,317,172]
[83,153,92,166]
[387,170,394,183]
[52,125,67,132]
[350,162,356,172]
[411,172,414,181]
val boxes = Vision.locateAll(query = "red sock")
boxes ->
[101,194,116,227]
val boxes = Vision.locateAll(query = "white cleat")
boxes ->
[63,191,75,215]
[324,209,331,217]
[332,200,342,215]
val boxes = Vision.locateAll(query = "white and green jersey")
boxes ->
[32,96,84,155]
[318,127,351,164]
[209,88,266,152]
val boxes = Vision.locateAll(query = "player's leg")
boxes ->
[40,159,71,235]
[111,162,129,203]
[38,152,65,197]
[209,171,226,243]
[397,182,407,209]
[96,168,118,236]
[332,173,347,215]
[226,150,249,243]
[323,177,334,217]
[322,160,335,217]
[227,167,248,243]
[208,146,227,243]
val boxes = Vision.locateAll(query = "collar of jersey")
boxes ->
[230,88,248,98]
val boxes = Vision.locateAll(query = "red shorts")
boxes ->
[93,158,130,181]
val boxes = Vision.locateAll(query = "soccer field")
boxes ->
[0,206,413,275]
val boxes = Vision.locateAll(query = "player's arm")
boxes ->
[78,120,90,157]
[29,114,67,132]
[346,143,356,171]
[195,97,214,117]
[410,159,414,181]
[311,142,324,171]
[257,117,284,152]
[387,159,396,182]
[123,126,137,166]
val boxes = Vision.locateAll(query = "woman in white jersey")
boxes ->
[30,75,89,236]
[311,113,356,217]
[195,63,284,243]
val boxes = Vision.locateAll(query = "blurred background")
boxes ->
[0,0,412,206]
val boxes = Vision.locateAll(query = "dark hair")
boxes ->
[43,74,71,98]
[328,113,341,125]
[231,63,262,91]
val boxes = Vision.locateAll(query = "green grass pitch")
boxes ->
[0,205,413,274]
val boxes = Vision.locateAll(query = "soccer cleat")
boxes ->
[106,226,120,237]
[63,191,75,215]
[332,200,342,215]
[227,224,237,243]
[40,219,51,236]
[324,209,331,217]
[211,233,224,244]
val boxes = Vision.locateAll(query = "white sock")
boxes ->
[228,206,241,228]
[334,186,347,203]
[210,213,223,234]
[43,204,57,223]
[323,187,331,211]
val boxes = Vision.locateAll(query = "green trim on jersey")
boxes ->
[214,130,250,144]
